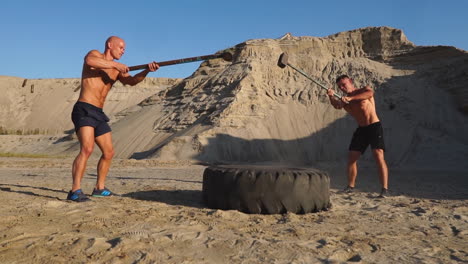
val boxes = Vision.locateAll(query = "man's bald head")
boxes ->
[104,36,126,60]
[105,36,124,51]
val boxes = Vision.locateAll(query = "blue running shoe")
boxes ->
[67,189,90,202]
[91,187,114,197]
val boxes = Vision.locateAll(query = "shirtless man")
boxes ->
[67,36,159,202]
[327,75,389,197]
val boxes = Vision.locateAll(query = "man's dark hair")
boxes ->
[336,74,350,84]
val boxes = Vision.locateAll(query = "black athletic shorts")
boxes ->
[349,122,385,154]
[71,101,111,137]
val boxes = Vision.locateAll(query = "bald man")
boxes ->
[67,36,159,202]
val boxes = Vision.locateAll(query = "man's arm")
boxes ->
[327,88,344,109]
[342,86,374,103]
[85,50,129,73]
[118,62,159,86]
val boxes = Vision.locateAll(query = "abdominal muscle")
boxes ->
[344,97,380,127]
[78,67,118,108]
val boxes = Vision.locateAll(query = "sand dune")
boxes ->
[2,27,467,169]
[0,76,180,134]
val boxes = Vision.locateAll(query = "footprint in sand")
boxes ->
[411,207,427,216]
[85,237,112,254]
[44,200,68,208]
[327,249,362,263]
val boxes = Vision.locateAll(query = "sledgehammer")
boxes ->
[128,52,233,71]
[277,52,342,100]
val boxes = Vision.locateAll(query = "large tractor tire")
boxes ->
[202,166,331,214]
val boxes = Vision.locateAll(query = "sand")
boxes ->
[0,157,466,263]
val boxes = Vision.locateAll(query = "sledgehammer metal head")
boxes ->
[221,52,233,62]
[277,52,289,68]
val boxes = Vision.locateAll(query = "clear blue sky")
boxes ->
[1,0,467,79]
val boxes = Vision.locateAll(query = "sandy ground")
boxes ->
[0,157,466,263]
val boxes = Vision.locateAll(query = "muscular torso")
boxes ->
[343,90,380,127]
[78,54,119,108]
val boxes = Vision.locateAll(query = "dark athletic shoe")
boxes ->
[342,186,355,193]
[378,188,389,198]
[91,187,114,197]
[67,189,90,202]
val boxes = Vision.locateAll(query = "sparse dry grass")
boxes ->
[0,127,52,135]
[0,152,65,158]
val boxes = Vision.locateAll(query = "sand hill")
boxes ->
[0,76,180,154]
[1,26,467,169]
[0,76,180,134]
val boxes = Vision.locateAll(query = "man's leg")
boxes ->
[94,132,115,190]
[72,126,95,191]
[347,151,361,188]
[372,149,388,189]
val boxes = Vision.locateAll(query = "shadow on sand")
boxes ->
[0,183,65,200]
[124,190,204,209]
